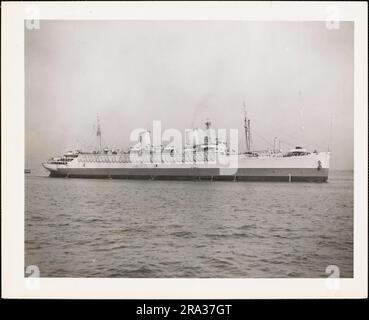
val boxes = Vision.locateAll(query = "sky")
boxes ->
[25,20,353,170]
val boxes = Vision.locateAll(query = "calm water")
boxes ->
[25,170,353,278]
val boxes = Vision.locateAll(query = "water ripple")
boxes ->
[25,171,353,278]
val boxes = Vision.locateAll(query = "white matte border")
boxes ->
[1,1,367,299]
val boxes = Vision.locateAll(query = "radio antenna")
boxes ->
[96,114,102,153]
[243,101,251,153]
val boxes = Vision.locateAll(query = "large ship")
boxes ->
[42,111,330,182]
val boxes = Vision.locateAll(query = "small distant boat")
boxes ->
[24,169,31,174]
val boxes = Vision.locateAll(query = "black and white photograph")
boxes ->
[2,1,368,299]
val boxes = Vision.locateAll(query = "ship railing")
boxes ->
[241,150,286,158]
[75,150,228,164]
[47,160,68,165]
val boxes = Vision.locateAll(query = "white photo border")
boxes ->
[1,1,367,299]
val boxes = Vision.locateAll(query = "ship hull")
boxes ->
[48,167,328,182]
[43,152,330,182]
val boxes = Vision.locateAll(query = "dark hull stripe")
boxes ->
[49,168,328,182]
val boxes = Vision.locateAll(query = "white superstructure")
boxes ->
[43,111,330,182]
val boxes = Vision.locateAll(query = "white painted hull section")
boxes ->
[42,152,330,182]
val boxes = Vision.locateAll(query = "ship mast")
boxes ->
[205,119,211,130]
[204,118,211,145]
[243,102,251,153]
[96,114,102,153]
